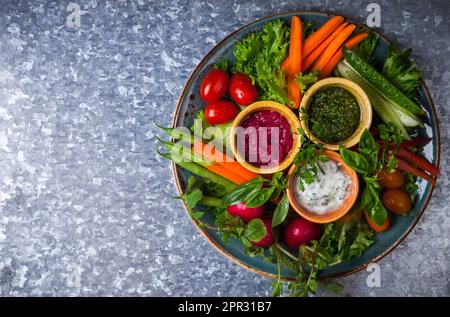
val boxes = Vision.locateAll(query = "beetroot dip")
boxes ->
[240,110,294,167]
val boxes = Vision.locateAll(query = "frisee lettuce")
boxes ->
[381,44,421,99]
[232,19,290,104]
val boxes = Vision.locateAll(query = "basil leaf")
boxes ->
[359,129,379,173]
[222,177,265,206]
[362,183,388,226]
[272,192,290,227]
[270,172,287,189]
[339,145,371,175]
[246,187,275,208]
[245,218,267,242]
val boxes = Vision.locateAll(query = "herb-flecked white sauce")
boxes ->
[294,160,351,215]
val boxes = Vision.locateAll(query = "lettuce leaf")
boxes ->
[381,44,421,99]
[232,19,290,104]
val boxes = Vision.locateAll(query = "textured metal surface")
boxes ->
[0,0,448,296]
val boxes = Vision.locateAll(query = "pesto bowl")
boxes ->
[171,11,440,281]
[299,77,373,151]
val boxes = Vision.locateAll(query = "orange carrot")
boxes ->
[302,22,348,71]
[286,16,303,75]
[281,57,290,74]
[192,141,259,182]
[207,164,248,185]
[287,74,301,108]
[320,32,369,78]
[303,16,344,57]
[311,24,356,73]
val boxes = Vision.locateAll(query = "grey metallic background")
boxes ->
[0,0,448,296]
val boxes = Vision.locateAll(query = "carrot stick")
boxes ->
[192,141,259,182]
[207,163,248,185]
[303,16,345,57]
[286,16,303,75]
[287,74,301,108]
[311,24,356,73]
[302,22,348,71]
[320,32,369,78]
[281,57,290,74]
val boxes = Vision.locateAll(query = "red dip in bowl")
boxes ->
[240,110,293,167]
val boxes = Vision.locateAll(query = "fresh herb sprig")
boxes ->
[271,220,374,297]
[339,129,388,226]
[222,172,286,208]
[378,122,406,171]
[293,127,328,191]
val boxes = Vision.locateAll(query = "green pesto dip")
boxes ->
[307,87,360,143]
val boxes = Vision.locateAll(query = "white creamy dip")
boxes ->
[294,160,350,215]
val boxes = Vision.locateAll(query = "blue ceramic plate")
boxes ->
[171,11,440,280]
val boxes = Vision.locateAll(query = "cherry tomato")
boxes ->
[229,73,257,106]
[284,218,320,249]
[199,68,229,103]
[377,169,404,189]
[226,202,264,223]
[382,189,411,215]
[364,212,390,233]
[251,218,275,248]
[205,100,239,125]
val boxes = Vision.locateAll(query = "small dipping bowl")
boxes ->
[286,150,359,224]
[300,77,372,150]
[230,101,301,174]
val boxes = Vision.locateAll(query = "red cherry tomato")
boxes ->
[226,202,264,223]
[205,100,239,125]
[251,218,275,248]
[229,73,257,106]
[284,218,321,249]
[200,68,229,103]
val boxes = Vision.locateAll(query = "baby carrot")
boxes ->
[320,32,369,78]
[311,24,356,73]
[192,141,259,182]
[303,15,345,57]
[302,22,348,71]
[287,16,303,75]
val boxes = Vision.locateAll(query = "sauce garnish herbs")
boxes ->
[293,159,350,215]
[307,87,360,143]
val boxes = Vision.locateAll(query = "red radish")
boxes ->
[200,68,230,103]
[284,218,321,249]
[229,73,257,106]
[227,202,264,223]
[251,218,274,248]
[205,100,239,125]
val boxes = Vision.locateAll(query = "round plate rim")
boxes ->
[170,10,441,282]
